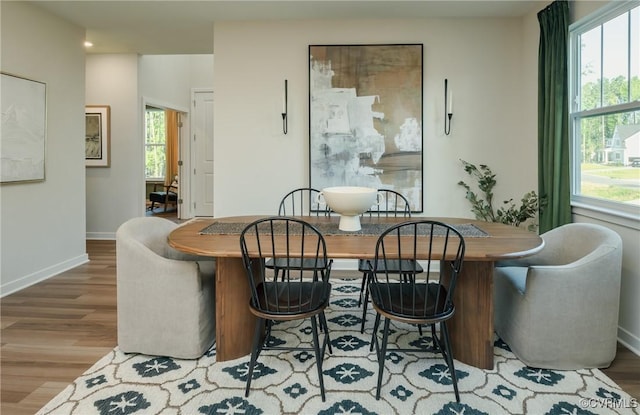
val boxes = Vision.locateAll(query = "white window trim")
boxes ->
[568,0,640,224]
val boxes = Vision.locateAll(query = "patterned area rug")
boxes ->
[37,279,638,415]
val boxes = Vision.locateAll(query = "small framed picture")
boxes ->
[85,105,110,167]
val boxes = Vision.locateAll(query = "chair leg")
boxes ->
[360,272,372,333]
[310,316,326,402]
[375,318,391,400]
[245,317,264,397]
[431,324,439,351]
[440,321,460,403]
[265,319,273,341]
[370,313,381,352]
[163,193,170,212]
[358,271,368,306]
[319,311,332,355]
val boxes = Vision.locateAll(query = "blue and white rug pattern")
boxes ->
[37,279,638,415]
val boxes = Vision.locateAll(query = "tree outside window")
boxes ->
[145,107,166,180]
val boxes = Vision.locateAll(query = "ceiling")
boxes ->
[29,0,546,55]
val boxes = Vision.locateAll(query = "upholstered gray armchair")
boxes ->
[494,222,622,369]
[116,217,216,359]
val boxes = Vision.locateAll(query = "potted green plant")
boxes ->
[457,159,544,231]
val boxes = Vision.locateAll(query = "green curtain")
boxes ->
[538,0,572,233]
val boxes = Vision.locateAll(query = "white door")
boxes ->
[192,90,214,217]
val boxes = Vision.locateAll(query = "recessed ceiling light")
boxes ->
[84,41,93,47]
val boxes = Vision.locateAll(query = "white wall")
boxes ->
[0,2,87,295]
[212,18,537,218]
[139,54,213,110]
[85,55,141,239]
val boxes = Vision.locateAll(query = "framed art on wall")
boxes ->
[85,105,111,167]
[309,44,423,212]
[1,72,47,183]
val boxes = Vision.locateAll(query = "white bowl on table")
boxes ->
[319,186,378,231]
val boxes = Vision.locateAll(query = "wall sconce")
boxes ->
[444,79,453,135]
[282,79,288,134]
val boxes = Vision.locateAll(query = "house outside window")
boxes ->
[145,107,166,180]
[569,1,640,217]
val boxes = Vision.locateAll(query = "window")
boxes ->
[145,106,166,180]
[569,1,640,216]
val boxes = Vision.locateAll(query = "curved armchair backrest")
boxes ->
[117,216,214,264]
[116,216,177,258]
[537,223,622,266]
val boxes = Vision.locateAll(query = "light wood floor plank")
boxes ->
[1,239,638,414]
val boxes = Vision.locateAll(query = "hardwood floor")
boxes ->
[1,240,638,414]
[1,240,116,415]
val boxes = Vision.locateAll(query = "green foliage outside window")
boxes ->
[579,76,640,165]
[145,109,166,180]
[576,76,640,203]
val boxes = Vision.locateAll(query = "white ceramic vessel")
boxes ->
[319,186,378,231]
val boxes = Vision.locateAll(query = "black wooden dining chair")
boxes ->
[240,216,333,402]
[358,189,423,333]
[368,220,465,402]
[267,188,331,280]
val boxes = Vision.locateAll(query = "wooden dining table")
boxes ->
[168,215,544,369]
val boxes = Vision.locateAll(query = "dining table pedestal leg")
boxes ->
[214,257,257,362]
[445,260,495,370]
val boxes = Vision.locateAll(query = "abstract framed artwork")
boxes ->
[309,44,423,212]
[85,105,111,167]
[1,72,47,183]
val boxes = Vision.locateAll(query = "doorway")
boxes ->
[143,104,184,220]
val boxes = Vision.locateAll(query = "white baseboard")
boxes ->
[618,326,640,357]
[1,253,89,298]
[331,259,359,271]
[86,232,116,240]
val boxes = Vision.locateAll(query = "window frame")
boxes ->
[568,0,640,220]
